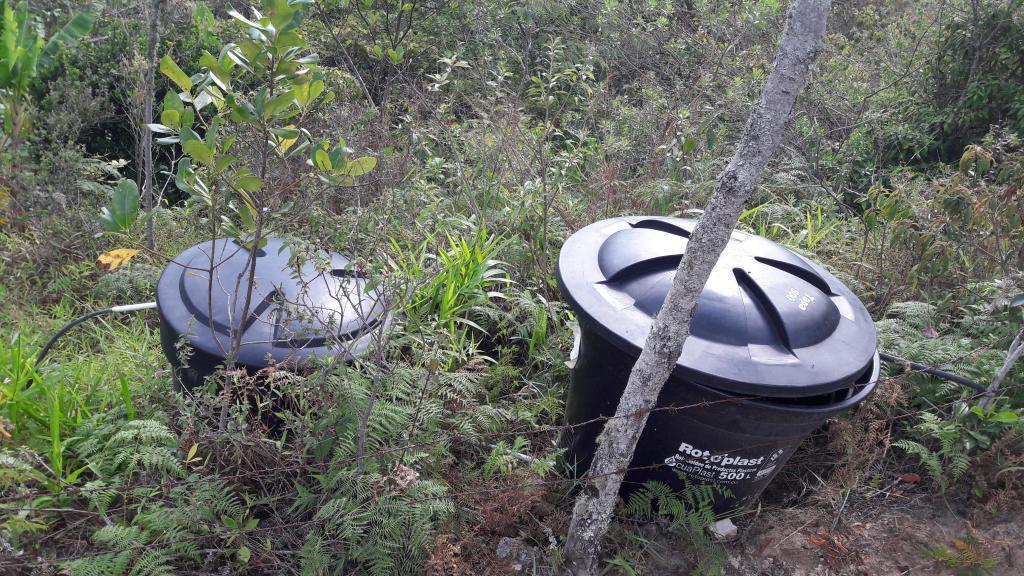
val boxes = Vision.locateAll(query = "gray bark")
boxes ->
[979,328,1023,411]
[142,0,162,251]
[561,2,832,574]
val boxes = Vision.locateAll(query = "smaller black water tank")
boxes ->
[157,238,388,389]
[557,216,879,514]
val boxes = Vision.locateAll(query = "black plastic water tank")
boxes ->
[556,216,878,514]
[157,237,388,389]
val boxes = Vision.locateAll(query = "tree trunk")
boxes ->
[979,328,1023,411]
[561,1,833,574]
[142,0,162,250]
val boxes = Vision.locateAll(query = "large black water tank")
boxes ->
[157,237,388,389]
[556,216,879,514]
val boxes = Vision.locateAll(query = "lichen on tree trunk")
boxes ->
[561,2,834,574]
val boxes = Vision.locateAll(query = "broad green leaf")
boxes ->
[270,126,299,139]
[269,0,297,30]
[236,175,262,192]
[99,180,140,233]
[308,79,325,103]
[313,148,331,171]
[160,109,180,129]
[346,156,377,177]
[262,89,294,119]
[40,11,94,68]
[226,8,267,32]
[160,55,193,92]
[180,127,201,144]
[175,158,194,193]
[183,140,214,166]
[163,90,185,115]
[989,411,1020,424]
[235,197,257,229]
[214,154,237,173]
[200,51,230,90]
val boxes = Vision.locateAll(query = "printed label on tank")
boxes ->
[663,441,786,487]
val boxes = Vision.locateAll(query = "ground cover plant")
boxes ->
[1,1,1023,575]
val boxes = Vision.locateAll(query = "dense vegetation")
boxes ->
[1,1,1022,574]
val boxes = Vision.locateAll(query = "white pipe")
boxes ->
[110,302,158,313]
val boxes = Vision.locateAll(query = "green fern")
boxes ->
[72,419,182,480]
[64,553,130,576]
[300,531,330,576]
[623,478,728,576]
[895,412,971,492]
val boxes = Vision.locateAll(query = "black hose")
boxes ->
[878,351,985,393]
[35,302,158,365]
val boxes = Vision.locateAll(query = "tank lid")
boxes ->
[556,216,877,397]
[157,238,387,368]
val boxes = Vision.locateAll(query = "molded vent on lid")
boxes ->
[594,223,843,350]
[754,256,834,296]
[597,227,688,281]
[733,268,794,353]
[629,218,692,237]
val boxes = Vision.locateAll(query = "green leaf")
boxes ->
[175,158,194,193]
[313,148,331,171]
[235,197,257,229]
[40,11,94,68]
[99,180,140,233]
[226,8,268,32]
[214,154,237,173]
[237,545,251,564]
[200,51,230,90]
[160,55,193,92]
[236,175,262,192]
[163,90,185,114]
[270,126,300,139]
[262,90,294,119]
[345,156,377,177]
[705,125,719,149]
[160,109,180,129]
[183,140,214,166]
[989,411,1020,424]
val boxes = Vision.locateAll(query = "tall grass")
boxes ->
[396,225,510,334]
[0,333,136,483]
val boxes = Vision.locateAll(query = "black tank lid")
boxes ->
[556,216,877,397]
[157,238,387,368]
